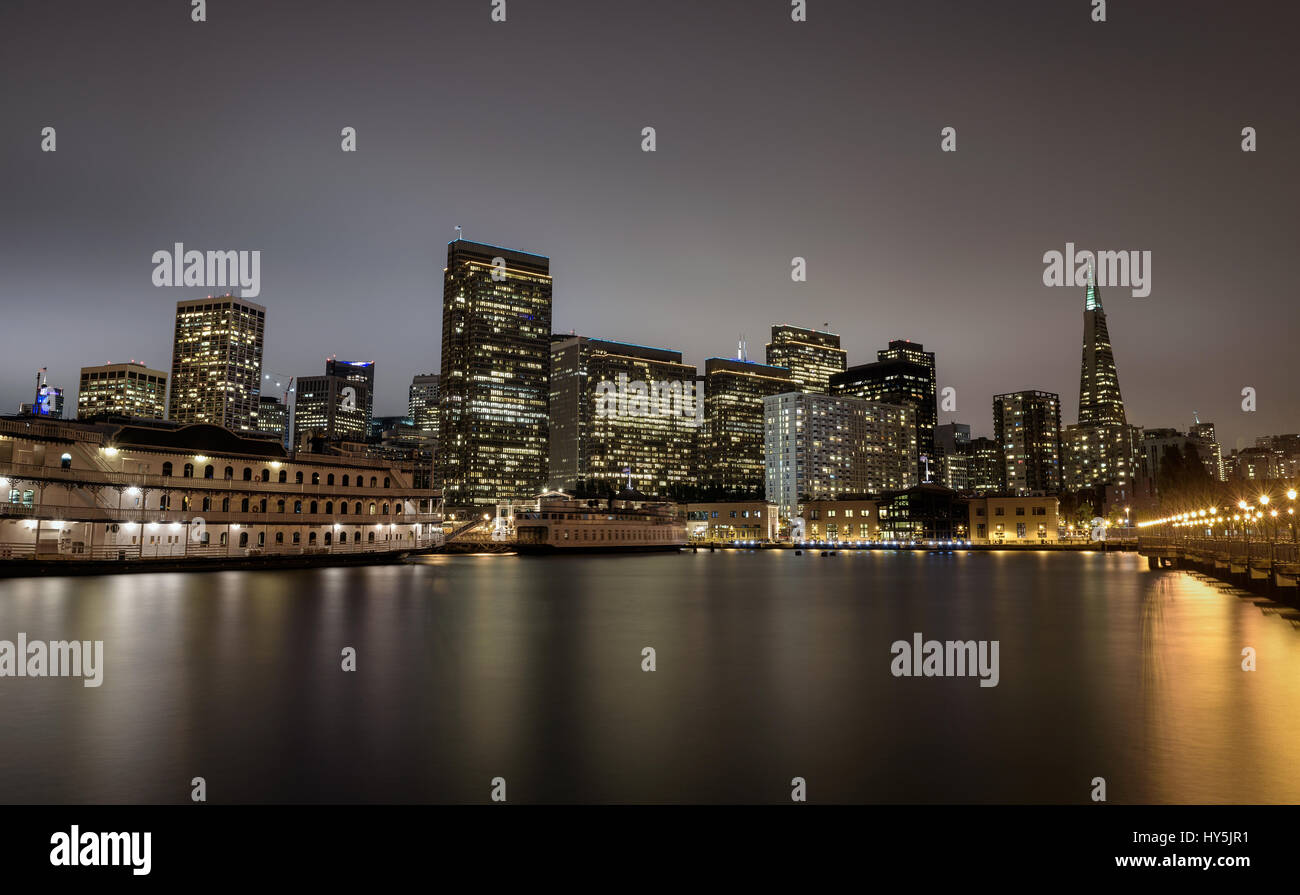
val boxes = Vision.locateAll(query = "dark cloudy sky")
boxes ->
[1,0,1296,452]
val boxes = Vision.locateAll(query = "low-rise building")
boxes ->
[967,495,1059,544]
[685,501,778,542]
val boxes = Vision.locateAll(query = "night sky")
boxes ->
[2,0,1296,451]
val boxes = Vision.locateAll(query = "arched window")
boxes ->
[260,469,270,482]
[342,475,350,487]
[238,531,248,548]
[311,472,320,485]
[202,497,211,512]
[395,504,402,515]
[221,497,230,512]
[327,474,335,486]
[324,531,332,546]
[162,462,173,477]
[220,532,228,546]
[357,478,364,489]
[159,494,170,510]
[183,463,194,477]
[257,531,265,547]
[242,467,252,481]
[295,472,304,484]
[292,532,300,545]
[370,477,377,487]
[308,532,317,545]
[259,498,267,512]
[369,502,376,515]
[382,503,389,515]
[339,531,347,544]
[294,501,302,514]
[275,532,284,544]
[278,470,287,483]
[224,466,234,480]
[182,496,191,511]
[240,498,250,512]
[354,502,362,514]
[384,477,390,488]
[368,531,375,543]
[309,501,318,514]
[277,499,286,513]
[204,465,214,479]
[325,501,333,514]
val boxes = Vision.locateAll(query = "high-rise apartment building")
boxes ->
[993,390,1062,495]
[763,391,917,519]
[168,296,266,431]
[764,325,846,395]
[436,239,552,510]
[408,373,440,443]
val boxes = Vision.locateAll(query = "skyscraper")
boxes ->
[993,390,1062,495]
[763,391,917,519]
[548,336,698,496]
[77,361,168,421]
[830,340,937,470]
[292,360,374,446]
[436,239,552,510]
[701,357,792,494]
[168,296,266,431]
[764,325,846,394]
[1065,268,1138,493]
[408,373,440,442]
[934,422,972,491]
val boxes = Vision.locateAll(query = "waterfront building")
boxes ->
[830,340,936,471]
[967,495,1060,544]
[168,296,266,431]
[77,362,167,421]
[799,497,880,542]
[701,357,792,494]
[548,336,698,496]
[763,391,917,520]
[0,415,441,562]
[684,500,778,542]
[512,490,686,552]
[993,390,1062,495]
[763,325,846,395]
[436,239,552,510]
[875,483,968,541]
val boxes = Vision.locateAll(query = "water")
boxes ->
[1,550,1298,804]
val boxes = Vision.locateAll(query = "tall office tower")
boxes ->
[436,239,553,510]
[1067,270,1137,490]
[327,359,375,427]
[77,362,168,421]
[830,340,936,469]
[408,373,440,442]
[548,336,698,496]
[993,390,1062,495]
[168,296,266,431]
[292,361,372,446]
[968,436,1004,493]
[934,422,972,491]
[253,395,287,445]
[764,325,847,394]
[1190,420,1225,481]
[763,391,916,519]
[701,357,792,494]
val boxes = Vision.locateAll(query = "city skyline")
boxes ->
[1,1,1296,453]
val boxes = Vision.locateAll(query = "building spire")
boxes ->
[1084,260,1101,311]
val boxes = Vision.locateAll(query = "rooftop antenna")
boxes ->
[454,224,463,241]
[1193,411,1201,425]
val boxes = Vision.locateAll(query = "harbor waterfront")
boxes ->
[1,549,1298,804]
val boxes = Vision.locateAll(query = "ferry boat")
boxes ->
[508,490,686,553]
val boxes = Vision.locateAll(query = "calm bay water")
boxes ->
[1,550,1298,804]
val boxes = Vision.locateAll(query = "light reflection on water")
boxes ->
[0,551,1297,803]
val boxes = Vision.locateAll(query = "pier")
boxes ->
[1138,535,1300,601]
